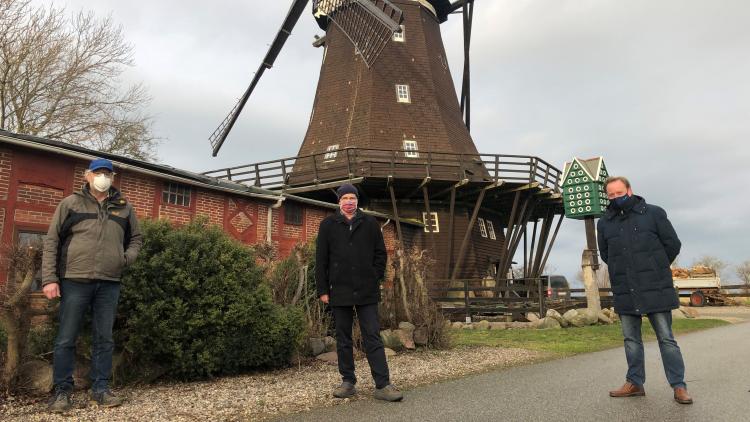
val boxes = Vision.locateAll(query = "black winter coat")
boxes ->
[597,196,681,315]
[315,210,387,306]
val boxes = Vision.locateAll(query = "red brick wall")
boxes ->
[0,148,11,201]
[196,190,225,227]
[159,203,193,225]
[14,208,54,225]
[16,183,65,207]
[0,207,5,239]
[120,172,157,219]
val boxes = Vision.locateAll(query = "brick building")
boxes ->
[0,130,417,291]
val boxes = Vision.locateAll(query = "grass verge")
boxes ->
[452,318,729,356]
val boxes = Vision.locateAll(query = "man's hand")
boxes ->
[320,294,329,304]
[43,283,61,300]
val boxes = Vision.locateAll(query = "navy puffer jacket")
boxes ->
[597,196,681,315]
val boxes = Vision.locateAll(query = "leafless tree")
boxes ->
[0,0,157,160]
[736,260,750,294]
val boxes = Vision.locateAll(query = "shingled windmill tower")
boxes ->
[206,0,564,292]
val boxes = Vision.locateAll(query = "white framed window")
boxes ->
[487,220,497,240]
[422,212,439,233]
[396,84,410,103]
[163,182,192,207]
[324,144,339,161]
[477,218,488,238]
[403,140,419,158]
[393,25,405,42]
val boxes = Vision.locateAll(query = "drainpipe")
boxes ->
[266,197,286,242]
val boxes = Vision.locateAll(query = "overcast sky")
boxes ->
[36,0,750,284]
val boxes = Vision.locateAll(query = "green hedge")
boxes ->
[116,218,304,380]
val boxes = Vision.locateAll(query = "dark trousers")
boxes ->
[53,279,121,393]
[331,303,390,389]
[620,311,686,389]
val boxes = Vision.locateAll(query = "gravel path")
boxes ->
[0,347,548,421]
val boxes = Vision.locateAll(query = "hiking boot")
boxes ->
[674,387,693,404]
[332,382,356,399]
[89,389,124,407]
[48,388,73,413]
[374,384,403,402]
[609,382,645,397]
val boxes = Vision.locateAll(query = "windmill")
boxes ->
[205,0,564,315]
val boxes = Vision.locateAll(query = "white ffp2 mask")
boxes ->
[92,174,112,192]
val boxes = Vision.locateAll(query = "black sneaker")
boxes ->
[332,382,357,398]
[89,389,124,407]
[48,388,73,413]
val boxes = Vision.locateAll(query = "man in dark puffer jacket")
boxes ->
[597,176,691,404]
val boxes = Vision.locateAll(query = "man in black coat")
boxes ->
[597,176,692,404]
[316,183,403,402]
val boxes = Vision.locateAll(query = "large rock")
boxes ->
[597,311,613,324]
[475,320,491,330]
[563,309,579,323]
[324,336,337,353]
[413,327,428,346]
[546,309,568,327]
[489,322,507,330]
[384,348,397,358]
[380,329,404,350]
[526,312,540,322]
[452,322,464,330]
[568,312,588,328]
[537,317,562,329]
[309,337,326,356]
[316,351,338,364]
[581,309,599,325]
[394,328,415,350]
[18,360,52,394]
[398,321,416,333]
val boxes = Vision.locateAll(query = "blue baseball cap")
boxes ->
[88,158,113,172]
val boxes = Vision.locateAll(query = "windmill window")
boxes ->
[403,140,419,158]
[422,212,439,233]
[393,25,405,42]
[487,220,497,240]
[396,84,411,103]
[478,218,488,238]
[163,183,192,207]
[324,144,339,161]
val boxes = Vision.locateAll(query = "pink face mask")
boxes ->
[340,200,357,215]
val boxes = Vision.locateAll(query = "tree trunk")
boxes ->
[1,314,21,393]
[396,249,412,322]
[582,249,601,312]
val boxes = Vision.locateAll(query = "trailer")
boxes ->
[672,266,726,307]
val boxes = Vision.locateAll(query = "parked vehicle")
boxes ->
[542,275,570,299]
[672,266,725,307]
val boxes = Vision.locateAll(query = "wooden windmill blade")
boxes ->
[314,0,404,68]
[209,0,310,156]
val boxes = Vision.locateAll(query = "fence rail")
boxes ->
[203,148,563,193]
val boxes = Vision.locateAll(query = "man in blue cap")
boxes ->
[42,158,142,412]
[316,183,402,402]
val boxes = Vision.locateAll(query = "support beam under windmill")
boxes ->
[405,176,431,199]
[422,185,438,259]
[388,181,404,244]
[445,186,457,278]
[433,178,469,199]
[459,0,474,131]
[450,187,487,281]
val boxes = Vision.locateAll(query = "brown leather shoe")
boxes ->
[673,387,693,404]
[609,382,645,397]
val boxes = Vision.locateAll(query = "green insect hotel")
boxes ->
[561,157,609,219]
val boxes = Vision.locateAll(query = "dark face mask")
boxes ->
[611,194,631,208]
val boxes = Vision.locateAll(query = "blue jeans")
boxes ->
[53,279,121,393]
[620,311,686,389]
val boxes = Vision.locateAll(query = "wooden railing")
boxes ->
[203,147,563,193]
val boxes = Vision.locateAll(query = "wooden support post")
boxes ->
[388,182,404,243]
[450,188,487,281]
[445,187,457,279]
[582,216,601,312]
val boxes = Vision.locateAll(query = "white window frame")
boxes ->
[396,84,410,103]
[324,144,339,161]
[478,218,488,238]
[403,140,419,158]
[487,220,497,240]
[393,25,405,42]
[422,212,439,233]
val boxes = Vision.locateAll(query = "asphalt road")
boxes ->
[276,321,750,422]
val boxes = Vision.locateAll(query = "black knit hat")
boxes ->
[336,183,359,199]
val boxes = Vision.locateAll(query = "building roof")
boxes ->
[0,130,422,226]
